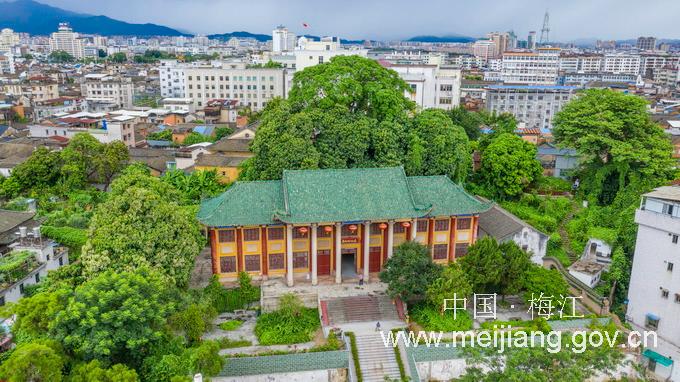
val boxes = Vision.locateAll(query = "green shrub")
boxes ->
[547,232,562,251]
[346,332,363,382]
[531,176,572,194]
[204,275,260,313]
[254,294,320,345]
[308,331,343,352]
[168,303,217,344]
[40,226,87,248]
[390,329,408,381]
[409,302,473,331]
[218,320,242,331]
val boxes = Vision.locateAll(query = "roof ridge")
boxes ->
[283,166,404,174]
[402,167,432,213]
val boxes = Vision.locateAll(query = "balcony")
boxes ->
[635,209,680,233]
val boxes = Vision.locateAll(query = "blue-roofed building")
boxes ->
[192,125,215,137]
[537,143,579,178]
[486,84,577,131]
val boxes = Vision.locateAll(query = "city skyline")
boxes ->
[27,0,680,41]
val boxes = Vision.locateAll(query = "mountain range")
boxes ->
[406,35,476,43]
[1,0,477,44]
[0,0,188,36]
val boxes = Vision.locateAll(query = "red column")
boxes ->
[472,216,479,244]
[308,227,313,272]
[210,228,218,274]
[261,227,268,276]
[382,224,388,264]
[427,218,434,257]
[449,217,457,261]
[236,228,243,272]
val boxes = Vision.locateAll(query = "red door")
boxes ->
[317,249,331,275]
[369,247,382,272]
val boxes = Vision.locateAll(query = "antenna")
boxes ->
[539,11,550,45]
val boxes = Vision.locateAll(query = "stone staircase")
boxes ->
[323,295,401,326]
[354,332,401,382]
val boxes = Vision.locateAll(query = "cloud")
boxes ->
[36,0,680,40]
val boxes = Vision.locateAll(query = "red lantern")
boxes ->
[378,223,388,230]
[324,225,333,233]
[298,226,308,234]
[348,224,358,232]
[401,221,411,228]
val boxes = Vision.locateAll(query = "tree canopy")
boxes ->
[0,133,128,198]
[379,241,442,303]
[52,270,175,367]
[81,174,203,287]
[476,133,542,199]
[240,56,473,182]
[553,89,676,205]
[0,341,66,382]
[288,55,415,120]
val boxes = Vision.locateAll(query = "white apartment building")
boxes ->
[641,53,680,78]
[560,72,640,86]
[80,73,134,109]
[448,55,485,69]
[159,59,189,98]
[558,54,603,73]
[272,25,296,53]
[0,28,19,53]
[0,53,14,75]
[627,186,680,381]
[294,37,368,71]
[486,85,576,130]
[184,62,286,111]
[602,54,641,75]
[386,64,462,110]
[501,48,561,85]
[49,23,85,59]
[655,67,680,88]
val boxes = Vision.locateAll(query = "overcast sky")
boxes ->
[38,0,680,41]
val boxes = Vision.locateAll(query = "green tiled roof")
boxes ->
[278,167,429,224]
[219,350,349,376]
[197,167,492,227]
[408,176,493,217]
[198,180,283,227]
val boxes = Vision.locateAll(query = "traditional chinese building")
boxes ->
[197,167,492,286]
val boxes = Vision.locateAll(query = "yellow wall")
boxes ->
[195,165,240,184]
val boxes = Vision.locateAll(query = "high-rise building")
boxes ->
[49,23,84,59]
[626,186,680,381]
[500,48,561,85]
[487,32,510,57]
[636,36,657,51]
[528,31,537,50]
[472,40,498,61]
[272,25,296,53]
[0,28,20,53]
